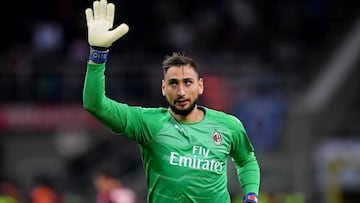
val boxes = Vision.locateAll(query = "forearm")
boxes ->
[236,155,260,195]
[82,63,124,132]
[83,63,106,111]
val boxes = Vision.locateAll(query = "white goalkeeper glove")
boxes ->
[85,0,129,48]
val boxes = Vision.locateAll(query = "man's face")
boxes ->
[162,64,203,116]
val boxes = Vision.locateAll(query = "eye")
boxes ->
[168,81,178,87]
[184,80,193,86]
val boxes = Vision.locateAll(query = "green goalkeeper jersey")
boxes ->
[83,63,260,203]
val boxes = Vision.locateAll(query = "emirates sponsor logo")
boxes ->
[168,145,225,173]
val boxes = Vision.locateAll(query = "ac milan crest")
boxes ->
[213,130,222,145]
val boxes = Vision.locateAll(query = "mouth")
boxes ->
[175,99,189,106]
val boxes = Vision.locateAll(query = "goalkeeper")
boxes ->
[83,0,260,202]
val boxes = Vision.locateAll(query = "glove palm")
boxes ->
[85,0,129,48]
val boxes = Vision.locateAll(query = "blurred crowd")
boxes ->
[1,0,358,103]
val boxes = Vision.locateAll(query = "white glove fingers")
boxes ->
[106,3,115,28]
[99,0,107,20]
[93,0,100,21]
[86,0,129,48]
[85,8,94,26]
[110,23,129,42]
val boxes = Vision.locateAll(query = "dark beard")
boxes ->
[168,98,198,116]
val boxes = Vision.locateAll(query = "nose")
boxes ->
[177,84,186,96]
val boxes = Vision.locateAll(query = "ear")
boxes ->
[161,80,166,96]
[198,78,204,95]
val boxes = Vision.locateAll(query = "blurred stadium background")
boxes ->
[0,0,359,202]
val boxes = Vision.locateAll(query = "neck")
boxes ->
[171,105,204,123]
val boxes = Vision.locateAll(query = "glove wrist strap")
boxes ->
[89,47,109,63]
[243,192,258,203]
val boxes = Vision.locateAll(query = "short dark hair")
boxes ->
[162,52,199,77]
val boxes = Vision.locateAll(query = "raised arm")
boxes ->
[82,0,129,132]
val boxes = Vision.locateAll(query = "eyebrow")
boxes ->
[167,78,194,82]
